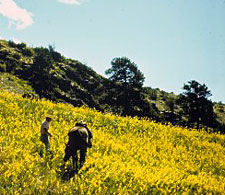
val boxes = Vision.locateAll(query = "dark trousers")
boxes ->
[40,134,50,151]
[63,145,86,170]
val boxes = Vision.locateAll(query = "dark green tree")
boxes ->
[105,57,145,88]
[179,80,215,129]
[48,44,62,61]
[30,47,56,98]
[105,57,148,116]
[165,96,175,113]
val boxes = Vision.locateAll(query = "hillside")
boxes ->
[0,39,224,132]
[0,72,37,96]
[0,40,110,109]
[0,91,225,194]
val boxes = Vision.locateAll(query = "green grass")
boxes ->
[0,73,36,95]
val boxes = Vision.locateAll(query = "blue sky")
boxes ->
[0,0,225,102]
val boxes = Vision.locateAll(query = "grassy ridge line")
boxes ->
[1,39,225,132]
[0,91,225,194]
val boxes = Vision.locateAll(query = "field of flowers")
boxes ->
[0,91,225,194]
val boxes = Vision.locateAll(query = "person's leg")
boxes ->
[45,140,50,152]
[72,150,78,171]
[41,134,50,152]
[60,144,72,170]
[44,136,52,158]
[79,150,86,169]
[63,145,71,162]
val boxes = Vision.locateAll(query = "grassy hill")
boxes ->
[0,39,224,132]
[0,91,225,194]
[0,39,110,109]
[0,73,36,96]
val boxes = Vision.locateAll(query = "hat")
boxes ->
[76,120,87,127]
[80,120,87,125]
[46,115,53,119]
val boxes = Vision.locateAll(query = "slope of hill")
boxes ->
[0,72,36,96]
[0,39,224,132]
[0,91,225,194]
[0,39,111,109]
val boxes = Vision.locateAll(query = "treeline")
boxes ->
[0,40,224,132]
[105,57,220,131]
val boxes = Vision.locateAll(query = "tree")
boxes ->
[179,80,215,129]
[105,57,147,116]
[30,47,56,98]
[105,57,145,88]
[165,96,175,113]
[163,96,181,124]
[48,44,62,61]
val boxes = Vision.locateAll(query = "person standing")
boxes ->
[63,121,92,171]
[40,115,52,153]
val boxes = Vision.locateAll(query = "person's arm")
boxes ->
[85,126,93,148]
[78,128,92,148]
[85,135,89,145]
[43,128,52,137]
[84,125,93,139]
[48,131,52,137]
[87,138,92,148]
[86,131,92,148]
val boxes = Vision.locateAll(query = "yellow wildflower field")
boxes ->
[0,91,225,194]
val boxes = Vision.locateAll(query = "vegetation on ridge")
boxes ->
[0,39,224,132]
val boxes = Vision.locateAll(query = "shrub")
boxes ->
[0,63,6,72]
[17,42,26,50]
[13,53,21,60]
[8,40,17,48]
[22,48,34,57]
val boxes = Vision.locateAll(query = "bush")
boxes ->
[8,40,17,48]
[217,105,224,113]
[22,48,34,57]
[17,42,26,50]
[13,53,21,60]
[149,90,157,100]
[0,63,6,72]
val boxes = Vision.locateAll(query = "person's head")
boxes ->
[75,120,87,127]
[46,115,52,122]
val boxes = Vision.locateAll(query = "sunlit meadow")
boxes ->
[0,91,225,194]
